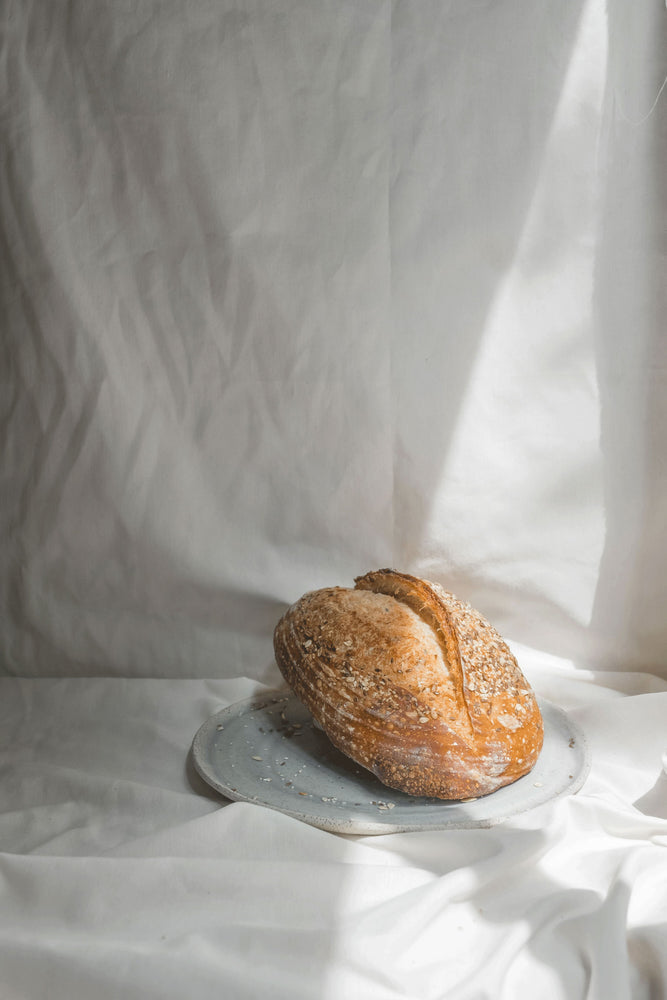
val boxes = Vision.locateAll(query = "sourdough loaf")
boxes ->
[273,569,543,800]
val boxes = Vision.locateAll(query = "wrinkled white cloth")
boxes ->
[3,0,667,681]
[1,654,667,1000]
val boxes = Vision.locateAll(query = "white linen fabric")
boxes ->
[3,0,667,680]
[2,1,667,998]
[1,657,667,1000]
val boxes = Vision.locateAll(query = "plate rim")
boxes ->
[191,689,591,834]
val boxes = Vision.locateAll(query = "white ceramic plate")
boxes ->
[192,690,590,834]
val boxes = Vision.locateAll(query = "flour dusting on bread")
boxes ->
[273,569,543,800]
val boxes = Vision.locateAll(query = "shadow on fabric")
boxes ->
[391,1,588,567]
[590,0,667,678]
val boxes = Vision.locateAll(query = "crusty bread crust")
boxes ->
[273,569,543,800]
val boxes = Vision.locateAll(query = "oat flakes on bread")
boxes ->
[273,568,543,800]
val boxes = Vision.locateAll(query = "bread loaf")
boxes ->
[273,569,543,800]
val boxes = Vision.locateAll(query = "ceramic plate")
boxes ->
[191,690,590,834]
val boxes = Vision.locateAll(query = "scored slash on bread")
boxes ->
[273,569,544,801]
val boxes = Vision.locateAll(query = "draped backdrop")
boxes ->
[3,0,667,682]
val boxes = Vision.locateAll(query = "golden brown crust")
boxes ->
[273,569,543,800]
